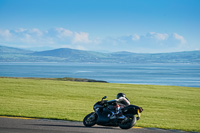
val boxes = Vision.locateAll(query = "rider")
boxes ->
[108,93,130,119]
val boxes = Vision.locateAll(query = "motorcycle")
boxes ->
[83,96,143,129]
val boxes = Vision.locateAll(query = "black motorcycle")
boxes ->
[83,96,143,129]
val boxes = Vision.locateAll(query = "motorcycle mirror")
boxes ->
[102,96,107,99]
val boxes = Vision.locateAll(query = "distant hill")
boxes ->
[0,45,200,63]
[31,48,108,62]
[0,45,32,54]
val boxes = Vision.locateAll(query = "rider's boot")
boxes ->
[117,112,125,119]
[109,112,116,119]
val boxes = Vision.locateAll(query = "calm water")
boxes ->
[0,63,200,87]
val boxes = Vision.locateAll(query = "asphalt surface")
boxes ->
[0,117,196,133]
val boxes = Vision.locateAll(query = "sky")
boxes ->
[0,0,199,53]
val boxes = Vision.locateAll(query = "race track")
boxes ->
[0,117,193,133]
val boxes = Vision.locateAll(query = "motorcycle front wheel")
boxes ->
[83,112,97,127]
[119,114,136,129]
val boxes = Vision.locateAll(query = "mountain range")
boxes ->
[0,45,200,63]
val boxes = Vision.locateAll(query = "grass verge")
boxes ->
[0,77,199,132]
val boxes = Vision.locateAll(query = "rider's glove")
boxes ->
[139,107,143,113]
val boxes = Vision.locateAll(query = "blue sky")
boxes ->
[0,0,199,53]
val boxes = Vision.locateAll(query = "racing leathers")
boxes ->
[108,97,130,119]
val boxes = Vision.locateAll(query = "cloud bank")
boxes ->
[101,32,187,53]
[0,28,189,53]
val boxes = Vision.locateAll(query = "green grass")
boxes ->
[0,77,199,132]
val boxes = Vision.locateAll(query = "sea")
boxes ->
[0,62,200,88]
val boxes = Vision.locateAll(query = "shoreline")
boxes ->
[1,76,200,88]
[0,76,108,83]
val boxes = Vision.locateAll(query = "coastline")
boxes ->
[0,76,108,83]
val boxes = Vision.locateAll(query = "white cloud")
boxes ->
[20,33,36,43]
[56,28,73,38]
[30,28,43,37]
[132,34,140,40]
[149,32,169,40]
[15,28,27,33]
[173,33,186,44]
[14,28,43,37]
[73,32,90,43]
[0,29,12,39]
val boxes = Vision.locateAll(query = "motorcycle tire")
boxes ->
[119,114,136,129]
[83,112,97,127]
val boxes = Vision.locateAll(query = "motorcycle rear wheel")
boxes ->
[119,114,136,129]
[83,112,97,127]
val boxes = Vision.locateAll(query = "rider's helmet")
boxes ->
[117,93,125,99]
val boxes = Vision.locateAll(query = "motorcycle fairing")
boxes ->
[96,108,110,125]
